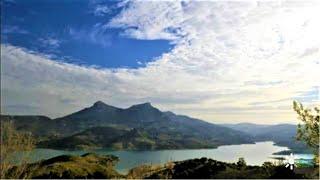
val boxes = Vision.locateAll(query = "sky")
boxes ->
[1,0,319,124]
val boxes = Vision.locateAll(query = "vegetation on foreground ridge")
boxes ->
[0,121,35,179]
[3,153,319,179]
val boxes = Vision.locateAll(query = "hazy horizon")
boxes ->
[1,0,319,125]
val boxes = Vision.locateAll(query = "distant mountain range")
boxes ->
[1,101,252,150]
[221,123,309,154]
[0,101,308,152]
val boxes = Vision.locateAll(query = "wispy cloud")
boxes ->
[94,4,112,16]
[38,37,61,49]
[1,1,319,124]
[90,0,128,17]
[2,25,28,34]
[69,23,112,47]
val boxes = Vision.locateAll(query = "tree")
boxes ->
[293,101,319,165]
[0,120,35,178]
[237,157,246,168]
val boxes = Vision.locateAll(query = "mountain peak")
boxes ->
[91,101,118,111]
[128,102,155,109]
[138,102,152,106]
[93,101,107,107]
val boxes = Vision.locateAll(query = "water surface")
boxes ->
[26,141,312,173]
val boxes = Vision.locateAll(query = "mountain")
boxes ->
[221,123,309,154]
[55,101,167,127]
[38,126,222,150]
[1,101,253,150]
[221,123,298,142]
[220,123,270,136]
[1,102,165,136]
[0,115,60,137]
[38,126,131,150]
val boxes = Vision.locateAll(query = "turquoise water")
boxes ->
[25,141,313,174]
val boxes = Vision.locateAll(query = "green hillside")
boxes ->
[1,101,253,150]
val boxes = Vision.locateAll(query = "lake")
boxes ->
[25,141,313,173]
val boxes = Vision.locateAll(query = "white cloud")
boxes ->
[1,1,320,124]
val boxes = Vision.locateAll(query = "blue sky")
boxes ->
[1,0,173,68]
[1,0,319,124]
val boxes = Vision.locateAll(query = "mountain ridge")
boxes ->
[2,101,307,152]
[1,101,254,150]
[221,123,309,154]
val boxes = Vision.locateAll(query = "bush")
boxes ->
[0,121,35,178]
